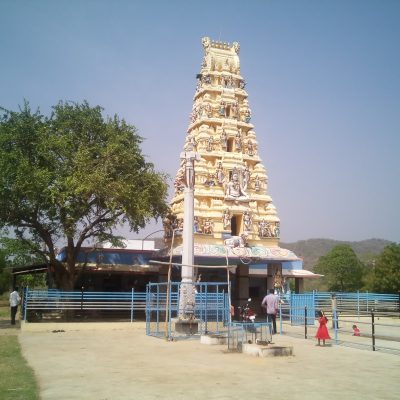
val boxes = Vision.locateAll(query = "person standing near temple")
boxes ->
[315,310,331,346]
[9,287,21,325]
[261,288,279,334]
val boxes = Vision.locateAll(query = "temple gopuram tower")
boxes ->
[159,38,311,304]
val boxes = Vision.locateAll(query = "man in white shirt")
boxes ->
[261,288,279,334]
[9,287,21,325]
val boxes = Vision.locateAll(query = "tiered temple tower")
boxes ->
[159,38,305,303]
[168,37,280,248]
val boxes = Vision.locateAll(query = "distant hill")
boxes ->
[280,238,393,270]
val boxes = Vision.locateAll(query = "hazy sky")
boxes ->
[1,0,399,243]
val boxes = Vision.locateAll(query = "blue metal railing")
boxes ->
[146,281,230,339]
[23,288,147,322]
[277,291,400,354]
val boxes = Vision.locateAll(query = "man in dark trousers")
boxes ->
[261,289,279,334]
[9,287,21,325]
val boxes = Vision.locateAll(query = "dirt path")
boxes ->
[19,322,400,400]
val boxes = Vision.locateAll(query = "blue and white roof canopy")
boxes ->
[155,243,320,278]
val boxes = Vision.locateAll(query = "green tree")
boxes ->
[371,243,400,293]
[0,233,47,293]
[0,246,10,294]
[314,244,364,292]
[0,101,169,289]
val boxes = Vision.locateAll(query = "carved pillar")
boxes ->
[179,151,200,319]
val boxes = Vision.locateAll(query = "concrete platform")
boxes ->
[241,342,294,357]
[200,334,228,345]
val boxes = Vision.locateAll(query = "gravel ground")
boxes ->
[18,321,400,400]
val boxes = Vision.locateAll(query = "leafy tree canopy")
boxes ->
[0,101,169,289]
[371,243,400,293]
[0,233,46,293]
[314,244,364,292]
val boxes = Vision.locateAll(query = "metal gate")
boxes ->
[146,281,230,340]
[289,293,316,326]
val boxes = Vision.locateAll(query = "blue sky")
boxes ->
[1,0,399,243]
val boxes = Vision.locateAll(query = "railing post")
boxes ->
[290,292,293,325]
[222,288,225,327]
[216,284,220,333]
[398,291,400,318]
[156,284,160,332]
[168,282,173,339]
[371,310,376,351]
[81,285,84,319]
[304,305,308,339]
[205,283,208,334]
[279,300,282,335]
[130,288,134,323]
[357,290,360,321]
[333,309,338,344]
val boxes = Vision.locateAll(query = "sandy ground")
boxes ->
[18,321,400,400]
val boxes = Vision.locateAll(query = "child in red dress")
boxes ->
[316,310,331,346]
[352,324,361,336]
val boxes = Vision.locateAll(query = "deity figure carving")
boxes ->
[273,222,280,238]
[216,162,225,184]
[222,75,233,88]
[207,135,214,152]
[204,173,216,187]
[274,269,283,292]
[204,103,212,117]
[247,140,254,156]
[202,37,211,50]
[243,211,252,232]
[258,219,272,238]
[225,168,249,201]
[186,134,197,151]
[220,129,227,150]
[233,41,240,54]
[219,102,226,117]
[242,166,251,191]
[203,75,212,85]
[190,105,200,123]
[231,101,239,118]
[235,130,242,152]
[194,217,202,233]
[222,208,231,229]
[239,80,246,89]
[203,218,213,235]
[254,175,261,192]
[174,169,185,193]
[244,108,251,123]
